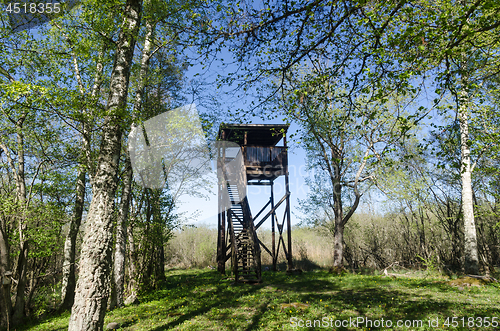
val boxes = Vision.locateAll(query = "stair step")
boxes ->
[227,184,260,283]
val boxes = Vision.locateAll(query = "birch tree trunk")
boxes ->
[68,0,142,329]
[112,154,132,308]
[12,114,28,326]
[0,218,11,329]
[112,18,154,307]
[126,221,138,296]
[60,168,86,310]
[60,44,105,311]
[0,143,16,329]
[457,84,479,274]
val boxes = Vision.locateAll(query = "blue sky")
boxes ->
[3,4,437,230]
[171,48,313,228]
[175,45,400,229]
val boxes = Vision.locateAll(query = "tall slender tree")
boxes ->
[68,0,143,328]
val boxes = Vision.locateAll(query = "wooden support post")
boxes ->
[217,130,226,274]
[228,210,238,281]
[284,134,293,270]
[243,131,248,167]
[271,180,276,271]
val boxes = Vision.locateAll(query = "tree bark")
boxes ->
[112,153,132,308]
[12,243,28,325]
[0,221,12,329]
[60,168,86,310]
[329,145,365,268]
[126,221,138,296]
[67,0,142,329]
[332,170,344,267]
[133,19,154,114]
[457,85,479,274]
[112,16,154,307]
[332,219,344,268]
[12,114,28,326]
[60,42,106,310]
[0,142,18,329]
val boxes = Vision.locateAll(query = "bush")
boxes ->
[165,224,217,268]
[164,224,333,270]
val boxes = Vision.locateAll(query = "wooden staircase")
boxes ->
[227,184,262,283]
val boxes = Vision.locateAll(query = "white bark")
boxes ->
[12,114,28,325]
[113,154,132,308]
[61,43,105,311]
[112,18,155,308]
[60,169,86,310]
[457,86,479,274]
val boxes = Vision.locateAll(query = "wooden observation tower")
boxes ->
[216,124,293,283]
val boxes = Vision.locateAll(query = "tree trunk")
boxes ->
[60,37,105,311]
[68,0,142,329]
[332,171,344,268]
[152,192,166,286]
[0,222,12,329]
[133,19,154,114]
[12,242,28,325]
[0,119,28,328]
[111,16,153,307]
[112,154,132,308]
[457,86,479,274]
[60,168,86,311]
[12,116,28,326]
[332,220,344,268]
[330,144,365,269]
[126,222,138,296]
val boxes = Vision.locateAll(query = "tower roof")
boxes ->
[217,124,289,146]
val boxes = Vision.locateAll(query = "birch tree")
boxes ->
[59,38,108,312]
[67,0,143,328]
[112,15,154,309]
[112,0,193,305]
[413,1,500,274]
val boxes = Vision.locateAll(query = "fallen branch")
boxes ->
[466,275,498,283]
[383,262,413,278]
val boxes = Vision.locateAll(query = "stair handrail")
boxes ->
[224,146,262,282]
[227,207,238,281]
[247,217,262,282]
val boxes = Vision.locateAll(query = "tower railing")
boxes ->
[243,146,286,167]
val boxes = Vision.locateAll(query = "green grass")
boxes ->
[20,269,500,331]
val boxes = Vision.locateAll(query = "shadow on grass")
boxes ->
[15,267,500,331]
[148,274,264,330]
[116,271,500,331]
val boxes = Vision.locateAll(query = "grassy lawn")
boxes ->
[20,268,500,331]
